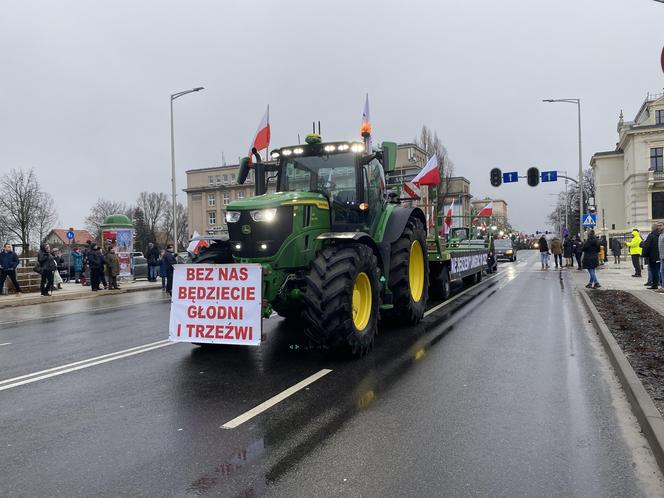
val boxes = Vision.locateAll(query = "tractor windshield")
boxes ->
[280,153,357,203]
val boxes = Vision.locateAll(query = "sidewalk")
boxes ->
[0,279,163,309]
[568,259,664,316]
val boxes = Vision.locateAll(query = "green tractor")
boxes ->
[208,134,429,355]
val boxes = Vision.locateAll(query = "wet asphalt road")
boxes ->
[1,251,662,497]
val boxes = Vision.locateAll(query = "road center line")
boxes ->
[221,369,333,429]
[0,342,11,347]
[0,339,170,387]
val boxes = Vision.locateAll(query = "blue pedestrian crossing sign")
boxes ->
[66,230,75,240]
[541,170,558,182]
[582,213,597,227]
[502,171,518,183]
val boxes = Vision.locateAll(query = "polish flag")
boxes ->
[412,154,440,186]
[442,199,455,235]
[186,231,210,254]
[249,105,270,161]
[472,201,493,224]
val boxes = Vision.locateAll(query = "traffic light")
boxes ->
[527,167,540,187]
[490,168,502,187]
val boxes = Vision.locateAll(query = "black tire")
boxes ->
[462,273,477,285]
[429,264,451,301]
[193,242,233,264]
[476,270,483,283]
[302,244,380,356]
[387,217,429,325]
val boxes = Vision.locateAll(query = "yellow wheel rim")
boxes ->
[352,272,372,331]
[409,240,425,303]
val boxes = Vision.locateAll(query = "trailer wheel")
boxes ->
[302,244,380,356]
[429,264,451,301]
[388,217,428,325]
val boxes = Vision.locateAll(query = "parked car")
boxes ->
[494,239,517,261]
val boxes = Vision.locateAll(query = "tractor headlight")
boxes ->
[250,208,277,222]
[225,211,241,223]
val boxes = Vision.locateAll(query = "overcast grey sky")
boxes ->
[1,0,662,233]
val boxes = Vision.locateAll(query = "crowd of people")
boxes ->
[536,221,664,291]
[0,240,178,297]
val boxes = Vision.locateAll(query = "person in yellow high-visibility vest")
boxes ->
[625,229,643,277]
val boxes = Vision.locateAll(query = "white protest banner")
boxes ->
[169,264,262,346]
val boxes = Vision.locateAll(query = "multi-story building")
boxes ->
[591,92,664,233]
[184,165,258,237]
[471,198,508,225]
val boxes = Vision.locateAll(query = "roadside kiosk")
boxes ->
[99,214,134,278]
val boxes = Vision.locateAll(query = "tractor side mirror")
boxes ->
[381,142,397,173]
[237,156,250,184]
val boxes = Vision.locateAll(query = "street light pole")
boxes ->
[542,98,583,237]
[170,87,204,251]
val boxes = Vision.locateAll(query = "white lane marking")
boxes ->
[0,342,11,347]
[0,341,176,392]
[221,369,333,429]
[423,273,503,318]
[0,339,170,387]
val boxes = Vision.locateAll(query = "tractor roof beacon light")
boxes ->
[527,167,540,187]
[305,134,322,145]
[490,168,502,187]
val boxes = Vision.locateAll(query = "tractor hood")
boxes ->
[227,191,329,211]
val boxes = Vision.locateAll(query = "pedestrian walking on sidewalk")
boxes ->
[71,246,83,283]
[104,247,120,290]
[641,222,662,290]
[538,235,550,270]
[610,237,622,264]
[52,249,64,290]
[38,243,56,296]
[582,231,601,289]
[0,243,22,295]
[573,235,583,270]
[146,242,160,282]
[563,235,573,267]
[600,235,609,263]
[626,229,643,277]
[550,237,563,269]
[158,249,167,291]
[87,244,104,291]
[163,244,177,295]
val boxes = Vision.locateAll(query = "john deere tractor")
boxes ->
[202,134,429,355]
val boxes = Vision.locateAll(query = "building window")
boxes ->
[651,147,663,172]
[223,192,230,205]
[236,191,245,200]
[215,175,222,186]
[208,211,216,225]
[657,110,664,125]
[207,193,215,207]
[230,174,236,183]
[222,174,228,184]
[653,192,664,219]
[208,175,215,186]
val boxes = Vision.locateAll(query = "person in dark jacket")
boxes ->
[563,235,573,267]
[582,231,601,289]
[87,244,105,291]
[0,243,22,295]
[538,235,549,270]
[38,243,56,296]
[641,223,662,290]
[610,237,622,264]
[573,235,583,270]
[163,244,177,295]
[146,242,160,282]
[158,249,167,291]
[600,235,609,263]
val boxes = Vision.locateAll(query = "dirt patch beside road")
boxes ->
[589,290,664,417]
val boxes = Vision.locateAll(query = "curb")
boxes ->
[578,289,664,474]
[0,284,162,309]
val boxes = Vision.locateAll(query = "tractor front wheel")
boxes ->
[302,244,380,356]
[388,217,428,325]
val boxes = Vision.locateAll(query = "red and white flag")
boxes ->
[472,201,493,224]
[249,105,270,161]
[442,198,455,236]
[412,154,440,186]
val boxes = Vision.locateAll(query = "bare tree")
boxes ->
[33,192,58,246]
[161,202,188,249]
[0,168,56,252]
[84,198,132,237]
[415,124,456,216]
[547,168,595,237]
[136,192,169,242]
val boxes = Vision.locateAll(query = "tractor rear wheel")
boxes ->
[302,244,380,356]
[388,217,428,325]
